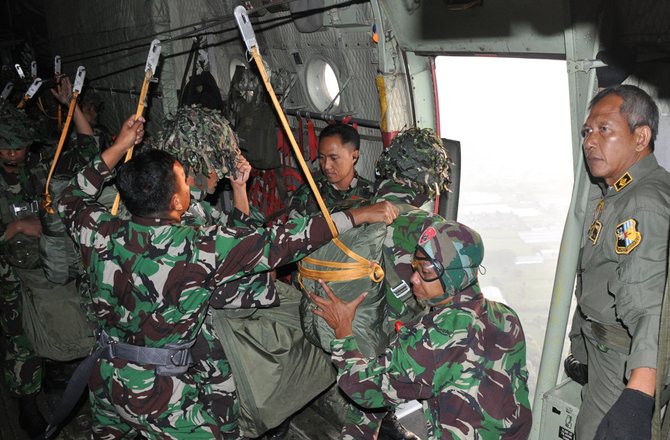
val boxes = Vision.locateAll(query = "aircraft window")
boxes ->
[435,56,574,402]
[229,57,246,81]
[305,57,341,111]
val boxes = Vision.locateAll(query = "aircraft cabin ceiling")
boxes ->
[379,0,569,56]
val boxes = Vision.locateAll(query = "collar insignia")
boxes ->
[615,218,641,255]
[614,172,633,192]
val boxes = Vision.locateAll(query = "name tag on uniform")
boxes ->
[588,220,602,245]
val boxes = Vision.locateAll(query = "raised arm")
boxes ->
[51,76,93,136]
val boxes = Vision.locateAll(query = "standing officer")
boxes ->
[569,85,670,439]
[308,219,532,439]
[287,123,374,218]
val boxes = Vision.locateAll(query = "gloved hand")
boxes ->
[563,354,588,385]
[594,388,654,440]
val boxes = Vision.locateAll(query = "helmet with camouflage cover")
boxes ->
[375,127,450,197]
[0,102,36,149]
[416,219,484,300]
[150,104,241,180]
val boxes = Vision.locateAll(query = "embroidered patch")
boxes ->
[418,227,436,246]
[615,219,642,254]
[588,220,602,245]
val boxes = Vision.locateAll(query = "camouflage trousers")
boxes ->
[0,259,43,396]
[89,354,241,440]
[341,404,387,439]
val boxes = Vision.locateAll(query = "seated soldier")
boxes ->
[287,123,417,440]
[287,123,374,219]
[309,219,533,440]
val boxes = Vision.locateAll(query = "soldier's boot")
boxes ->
[378,411,420,440]
[18,394,48,439]
[264,417,292,440]
[563,354,588,386]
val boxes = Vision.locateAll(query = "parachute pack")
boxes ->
[299,205,439,357]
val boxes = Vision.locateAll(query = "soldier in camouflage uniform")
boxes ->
[337,127,452,440]
[309,219,532,440]
[287,123,416,440]
[287,123,374,219]
[57,114,398,439]
[0,103,49,436]
[373,127,450,211]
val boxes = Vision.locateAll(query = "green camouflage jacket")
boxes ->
[182,191,276,309]
[331,286,532,440]
[57,154,355,349]
[287,172,373,219]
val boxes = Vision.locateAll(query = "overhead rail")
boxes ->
[285,109,380,129]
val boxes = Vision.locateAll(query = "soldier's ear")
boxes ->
[634,125,652,152]
[353,151,359,164]
[170,193,184,212]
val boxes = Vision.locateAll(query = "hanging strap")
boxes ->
[111,39,161,215]
[41,90,80,214]
[250,45,336,236]
[177,39,199,107]
[307,117,318,162]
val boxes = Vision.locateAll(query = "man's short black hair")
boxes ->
[116,149,177,217]
[590,85,659,151]
[318,123,360,150]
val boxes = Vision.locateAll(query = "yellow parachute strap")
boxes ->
[375,74,388,134]
[40,90,80,214]
[110,68,152,215]
[297,237,385,284]
[16,95,29,110]
[248,46,338,238]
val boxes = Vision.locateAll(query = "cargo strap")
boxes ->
[45,329,195,438]
[298,237,385,284]
[589,321,631,354]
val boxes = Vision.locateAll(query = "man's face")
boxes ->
[185,170,219,195]
[0,147,28,174]
[409,249,445,305]
[173,161,191,215]
[582,94,645,186]
[318,135,359,190]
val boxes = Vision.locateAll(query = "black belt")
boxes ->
[45,329,196,438]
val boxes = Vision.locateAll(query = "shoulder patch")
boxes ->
[418,226,436,246]
[615,219,641,255]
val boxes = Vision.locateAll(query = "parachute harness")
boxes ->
[234,7,384,287]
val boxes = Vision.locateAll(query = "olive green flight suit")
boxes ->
[572,154,670,439]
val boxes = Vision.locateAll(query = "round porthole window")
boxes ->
[229,57,247,81]
[305,57,341,111]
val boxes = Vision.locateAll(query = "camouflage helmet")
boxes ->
[0,102,36,150]
[150,104,240,179]
[375,127,450,197]
[416,219,484,297]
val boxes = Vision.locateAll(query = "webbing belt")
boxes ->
[590,321,631,353]
[298,237,385,284]
[45,330,195,438]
